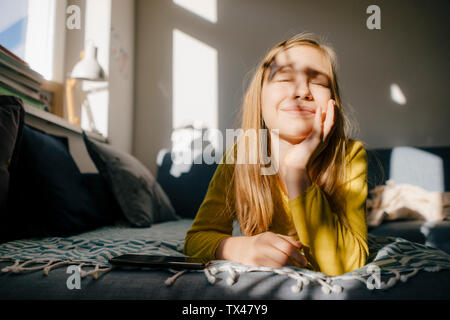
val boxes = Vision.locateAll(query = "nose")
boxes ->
[294,79,312,101]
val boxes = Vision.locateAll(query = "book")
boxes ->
[0,74,41,101]
[0,63,41,92]
[0,44,29,67]
[0,49,43,85]
[0,84,47,111]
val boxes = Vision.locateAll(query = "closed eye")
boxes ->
[277,78,293,82]
[310,81,329,87]
[310,76,329,87]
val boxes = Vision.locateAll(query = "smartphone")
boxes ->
[109,254,207,270]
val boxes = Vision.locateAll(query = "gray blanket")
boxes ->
[1,219,450,299]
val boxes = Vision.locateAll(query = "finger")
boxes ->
[266,247,303,268]
[263,247,293,268]
[288,254,308,268]
[288,249,308,267]
[313,105,323,136]
[323,99,335,139]
[273,236,307,266]
[277,234,302,248]
[306,105,323,143]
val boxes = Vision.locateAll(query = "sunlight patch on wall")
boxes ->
[172,29,218,130]
[390,83,407,105]
[24,0,56,80]
[173,0,217,23]
[80,0,111,138]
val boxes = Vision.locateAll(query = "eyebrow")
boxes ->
[268,62,330,83]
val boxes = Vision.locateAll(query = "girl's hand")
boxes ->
[216,232,308,268]
[282,99,335,170]
[280,99,335,199]
[246,232,308,268]
[280,99,336,198]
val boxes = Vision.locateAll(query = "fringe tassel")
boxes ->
[1,259,20,273]
[196,263,341,294]
[44,261,71,275]
[204,266,217,284]
[338,267,424,291]
[1,259,57,273]
[79,263,112,280]
[0,258,112,280]
[192,262,428,295]
[0,258,439,294]
[165,270,188,286]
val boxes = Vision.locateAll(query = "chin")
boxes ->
[279,131,311,144]
[279,124,313,142]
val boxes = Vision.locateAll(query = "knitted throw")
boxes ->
[1,224,449,295]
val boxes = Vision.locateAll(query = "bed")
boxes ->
[1,218,449,300]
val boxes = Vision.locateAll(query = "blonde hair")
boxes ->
[225,32,354,236]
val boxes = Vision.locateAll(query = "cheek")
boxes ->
[262,85,290,110]
[261,102,275,129]
[310,87,332,110]
[261,87,282,124]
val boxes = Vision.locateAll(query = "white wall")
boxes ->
[133,0,450,175]
[108,0,135,154]
[64,0,135,154]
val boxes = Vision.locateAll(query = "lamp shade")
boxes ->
[70,43,105,81]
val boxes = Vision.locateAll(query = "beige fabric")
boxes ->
[366,180,450,227]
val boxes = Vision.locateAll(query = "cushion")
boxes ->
[368,220,426,244]
[369,220,450,254]
[156,150,218,218]
[1,125,115,242]
[420,220,450,254]
[82,132,179,227]
[0,96,24,213]
[82,173,125,224]
[366,146,450,192]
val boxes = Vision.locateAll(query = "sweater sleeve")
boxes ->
[289,140,369,276]
[183,158,235,262]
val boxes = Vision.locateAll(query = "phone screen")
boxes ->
[109,254,206,270]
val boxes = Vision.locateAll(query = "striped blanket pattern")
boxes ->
[0,219,449,294]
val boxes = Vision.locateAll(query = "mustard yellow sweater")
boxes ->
[183,140,369,276]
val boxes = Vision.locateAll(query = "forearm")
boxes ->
[184,231,232,262]
[215,236,251,262]
[289,185,368,275]
[283,168,312,200]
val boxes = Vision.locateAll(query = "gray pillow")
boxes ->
[83,132,179,227]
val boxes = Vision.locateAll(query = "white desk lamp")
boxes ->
[66,43,105,126]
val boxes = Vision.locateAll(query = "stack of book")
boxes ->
[0,44,49,111]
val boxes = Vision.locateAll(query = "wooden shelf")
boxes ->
[23,103,107,143]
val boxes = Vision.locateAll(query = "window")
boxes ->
[0,0,29,60]
[0,0,66,81]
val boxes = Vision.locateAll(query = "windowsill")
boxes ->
[23,103,108,143]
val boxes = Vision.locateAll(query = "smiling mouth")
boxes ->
[280,105,316,116]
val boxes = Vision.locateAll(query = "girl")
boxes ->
[183,33,369,276]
